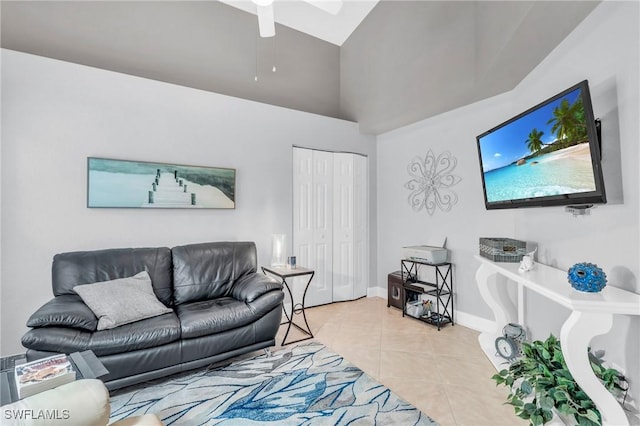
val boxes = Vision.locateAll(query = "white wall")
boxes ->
[377,91,517,322]
[377,1,639,399]
[0,49,376,356]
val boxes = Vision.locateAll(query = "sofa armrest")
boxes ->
[231,273,282,303]
[27,295,98,331]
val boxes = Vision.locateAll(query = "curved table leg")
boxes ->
[298,272,315,338]
[476,263,518,334]
[280,278,295,346]
[560,311,628,426]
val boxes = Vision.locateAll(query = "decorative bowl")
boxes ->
[567,262,607,293]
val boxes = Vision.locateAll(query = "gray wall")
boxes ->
[2,1,599,136]
[0,49,376,356]
[0,1,341,119]
[340,1,598,134]
[376,1,639,401]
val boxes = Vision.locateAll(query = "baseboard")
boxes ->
[367,286,386,299]
[367,286,495,333]
[455,311,496,333]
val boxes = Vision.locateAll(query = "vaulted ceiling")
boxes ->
[1,1,599,134]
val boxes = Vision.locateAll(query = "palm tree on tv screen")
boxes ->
[547,97,586,146]
[525,128,545,153]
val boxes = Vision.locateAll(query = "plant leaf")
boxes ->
[577,413,600,426]
[540,395,554,411]
[511,397,524,407]
[541,408,554,423]
[531,414,544,426]
[492,374,505,385]
[541,348,551,360]
[584,409,600,423]
[553,390,568,402]
[523,402,536,415]
[517,411,530,420]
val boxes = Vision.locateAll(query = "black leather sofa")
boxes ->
[21,241,284,390]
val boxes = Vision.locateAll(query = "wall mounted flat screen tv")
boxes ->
[476,80,606,210]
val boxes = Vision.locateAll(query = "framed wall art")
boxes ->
[87,157,236,209]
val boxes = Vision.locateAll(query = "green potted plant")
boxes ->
[492,334,628,426]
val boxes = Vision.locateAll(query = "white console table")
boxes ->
[475,255,640,426]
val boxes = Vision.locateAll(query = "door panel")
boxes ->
[293,148,313,265]
[353,154,368,298]
[332,153,354,302]
[293,148,368,306]
[293,148,333,307]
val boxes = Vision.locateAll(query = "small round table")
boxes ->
[261,265,315,346]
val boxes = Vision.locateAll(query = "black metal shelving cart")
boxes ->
[401,259,454,330]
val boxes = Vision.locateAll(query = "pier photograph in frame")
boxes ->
[87,157,236,209]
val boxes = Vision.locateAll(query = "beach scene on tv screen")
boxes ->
[479,87,597,203]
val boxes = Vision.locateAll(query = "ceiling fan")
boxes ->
[252,0,344,37]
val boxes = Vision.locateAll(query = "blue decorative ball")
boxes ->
[568,262,607,292]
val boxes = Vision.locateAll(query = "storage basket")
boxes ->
[479,237,526,262]
[405,300,425,318]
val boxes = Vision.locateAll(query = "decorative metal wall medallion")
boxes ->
[405,150,461,215]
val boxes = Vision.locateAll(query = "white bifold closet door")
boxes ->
[293,147,368,307]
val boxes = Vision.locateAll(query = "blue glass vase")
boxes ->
[567,262,607,292]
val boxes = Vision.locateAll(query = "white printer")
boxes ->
[402,245,448,264]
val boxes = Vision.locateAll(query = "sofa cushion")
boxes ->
[172,242,257,305]
[176,289,284,339]
[52,247,174,307]
[21,312,181,356]
[74,271,172,330]
[176,298,251,338]
[27,295,98,331]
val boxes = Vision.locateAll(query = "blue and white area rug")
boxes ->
[109,342,439,425]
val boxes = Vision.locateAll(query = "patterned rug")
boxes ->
[109,342,439,425]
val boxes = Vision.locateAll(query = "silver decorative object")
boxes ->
[405,150,461,215]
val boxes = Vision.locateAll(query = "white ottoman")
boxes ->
[1,379,162,426]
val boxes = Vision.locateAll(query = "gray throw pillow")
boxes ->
[73,271,172,330]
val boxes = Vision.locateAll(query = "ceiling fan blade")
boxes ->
[303,0,343,15]
[256,3,275,37]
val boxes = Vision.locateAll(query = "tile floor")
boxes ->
[274,297,526,426]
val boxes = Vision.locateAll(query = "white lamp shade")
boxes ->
[271,234,286,266]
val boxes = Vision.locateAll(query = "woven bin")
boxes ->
[479,237,526,262]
